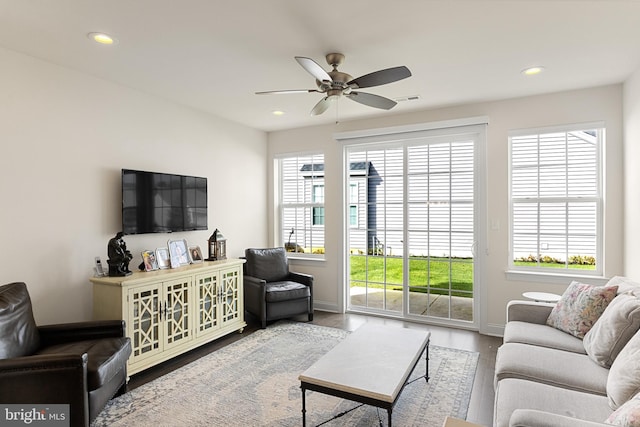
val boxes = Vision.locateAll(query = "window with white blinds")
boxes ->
[345,140,476,259]
[509,124,603,274]
[278,153,325,257]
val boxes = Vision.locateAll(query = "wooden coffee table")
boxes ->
[299,323,431,426]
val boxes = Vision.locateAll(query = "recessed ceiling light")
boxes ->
[522,66,545,76]
[272,110,285,116]
[87,32,117,45]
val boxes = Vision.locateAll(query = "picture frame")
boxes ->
[188,246,203,264]
[168,239,190,267]
[141,250,159,272]
[155,247,170,269]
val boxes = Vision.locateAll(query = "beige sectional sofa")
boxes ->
[494,276,640,427]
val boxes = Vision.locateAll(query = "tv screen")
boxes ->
[122,169,207,235]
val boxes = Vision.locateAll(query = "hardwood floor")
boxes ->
[126,311,502,426]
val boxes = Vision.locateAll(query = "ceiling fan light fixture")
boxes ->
[88,32,118,45]
[522,66,545,76]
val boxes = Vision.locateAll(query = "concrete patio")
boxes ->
[349,288,474,321]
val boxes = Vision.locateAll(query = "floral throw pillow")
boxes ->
[546,281,618,339]
[606,391,640,426]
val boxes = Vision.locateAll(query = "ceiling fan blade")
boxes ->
[310,96,336,116]
[255,89,319,95]
[346,91,397,110]
[295,56,332,83]
[347,66,411,89]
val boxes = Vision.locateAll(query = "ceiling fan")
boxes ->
[256,53,411,116]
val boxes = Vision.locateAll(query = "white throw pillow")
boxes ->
[584,293,640,368]
[608,330,640,409]
[608,276,640,296]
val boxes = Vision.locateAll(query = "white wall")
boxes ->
[0,47,268,324]
[2,41,625,333]
[624,67,640,278]
[268,85,624,334]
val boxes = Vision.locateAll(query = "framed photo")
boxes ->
[189,246,203,264]
[155,247,170,269]
[168,239,190,267]
[141,250,159,271]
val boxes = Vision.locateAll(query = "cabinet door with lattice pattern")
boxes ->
[162,277,193,350]
[194,272,220,338]
[219,267,242,327]
[128,283,162,362]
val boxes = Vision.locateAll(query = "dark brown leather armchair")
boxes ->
[243,247,313,328]
[0,282,131,426]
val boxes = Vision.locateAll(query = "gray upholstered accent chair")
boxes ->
[0,282,132,426]
[243,247,314,328]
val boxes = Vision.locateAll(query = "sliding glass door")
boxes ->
[345,128,482,326]
[405,140,474,321]
[347,147,405,314]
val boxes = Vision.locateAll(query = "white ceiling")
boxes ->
[1,0,640,132]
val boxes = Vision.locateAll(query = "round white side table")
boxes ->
[522,291,561,303]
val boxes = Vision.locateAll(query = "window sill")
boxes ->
[505,270,609,286]
[286,254,326,263]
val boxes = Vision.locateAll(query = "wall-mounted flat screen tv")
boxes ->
[122,169,207,235]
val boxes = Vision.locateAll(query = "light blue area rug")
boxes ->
[92,322,479,427]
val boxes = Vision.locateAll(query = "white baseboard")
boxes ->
[482,323,505,337]
[313,300,340,313]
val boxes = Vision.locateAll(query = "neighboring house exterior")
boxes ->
[292,157,475,259]
[284,162,366,253]
[284,161,372,254]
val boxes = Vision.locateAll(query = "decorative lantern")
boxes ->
[207,229,227,261]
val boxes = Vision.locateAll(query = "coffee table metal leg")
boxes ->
[388,408,392,427]
[302,386,308,427]
[425,342,430,381]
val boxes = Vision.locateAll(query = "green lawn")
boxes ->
[350,256,594,299]
[349,255,473,297]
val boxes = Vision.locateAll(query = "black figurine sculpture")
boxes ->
[107,231,133,276]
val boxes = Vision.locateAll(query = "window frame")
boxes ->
[508,122,604,278]
[275,152,325,259]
